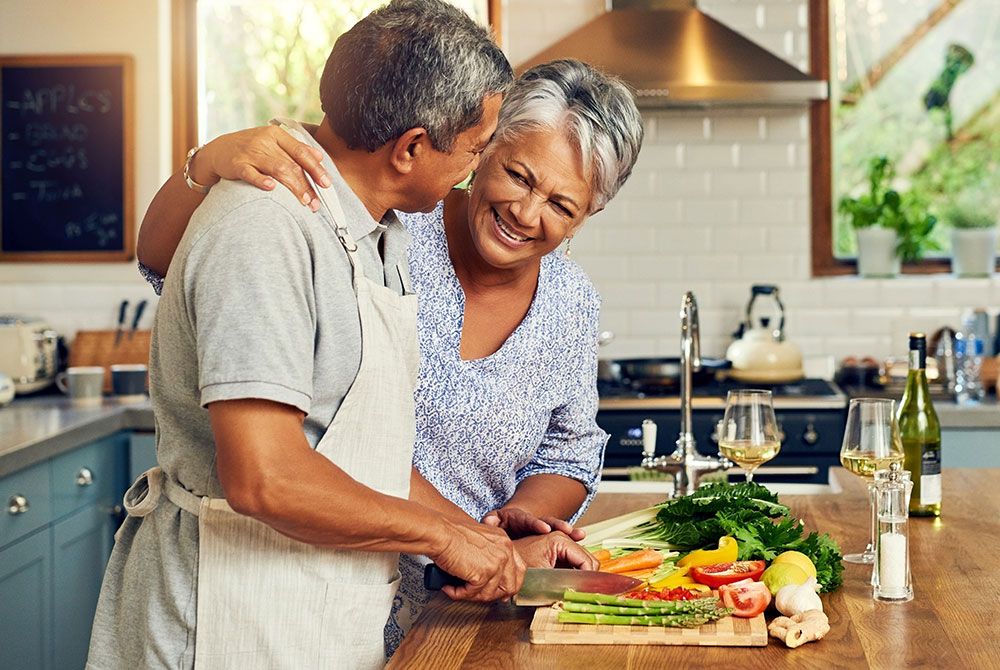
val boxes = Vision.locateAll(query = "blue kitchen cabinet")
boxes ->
[0,431,130,670]
[943,428,1000,468]
[52,504,114,670]
[0,529,52,670]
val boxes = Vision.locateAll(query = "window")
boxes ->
[811,0,999,275]
[172,0,499,168]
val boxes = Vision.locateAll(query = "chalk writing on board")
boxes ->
[1,60,129,258]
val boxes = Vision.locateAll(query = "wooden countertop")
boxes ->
[389,469,1000,669]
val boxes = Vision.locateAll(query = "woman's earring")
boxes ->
[564,237,572,257]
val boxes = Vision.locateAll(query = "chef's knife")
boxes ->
[113,300,129,346]
[423,564,642,606]
[128,299,148,340]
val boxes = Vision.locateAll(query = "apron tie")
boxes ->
[122,466,203,519]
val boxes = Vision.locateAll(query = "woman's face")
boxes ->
[466,128,592,269]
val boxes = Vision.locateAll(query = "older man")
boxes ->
[86,2,524,668]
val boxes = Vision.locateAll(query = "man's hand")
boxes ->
[512,532,600,570]
[429,518,526,603]
[483,507,586,541]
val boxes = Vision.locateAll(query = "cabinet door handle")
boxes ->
[7,494,29,515]
[76,467,94,487]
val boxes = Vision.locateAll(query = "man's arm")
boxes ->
[209,399,523,601]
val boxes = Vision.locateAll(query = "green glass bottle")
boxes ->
[897,333,942,517]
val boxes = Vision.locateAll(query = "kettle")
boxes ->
[726,285,804,382]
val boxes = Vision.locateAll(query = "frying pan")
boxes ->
[599,357,731,390]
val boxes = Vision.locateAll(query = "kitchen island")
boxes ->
[389,468,1000,669]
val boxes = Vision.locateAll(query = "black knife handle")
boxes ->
[424,564,464,590]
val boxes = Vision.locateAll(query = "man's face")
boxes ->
[401,93,503,213]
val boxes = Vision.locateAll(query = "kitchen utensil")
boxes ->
[530,606,767,646]
[726,285,803,382]
[110,364,148,403]
[423,565,642,606]
[129,300,148,339]
[55,366,105,408]
[0,315,59,394]
[611,357,731,390]
[113,300,129,346]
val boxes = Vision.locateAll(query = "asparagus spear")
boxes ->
[562,590,717,613]
[562,600,722,616]
[557,609,730,627]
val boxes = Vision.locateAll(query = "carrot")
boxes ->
[619,567,658,580]
[591,549,612,563]
[598,549,663,575]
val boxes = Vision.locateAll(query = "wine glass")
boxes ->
[718,390,782,484]
[839,398,905,564]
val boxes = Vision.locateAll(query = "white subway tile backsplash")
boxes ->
[739,143,796,169]
[683,199,739,225]
[710,116,766,141]
[684,144,739,169]
[630,199,684,225]
[763,114,808,141]
[656,226,713,254]
[764,225,809,253]
[879,279,938,307]
[932,277,993,309]
[655,117,712,143]
[737,254,799,282]
[766,170,809,196]
[710,228,768,254]
[710,171,767,197]
[626,256,687,282]
[740,198,796,225]
[790,308,852,337]
[654,171,710,198]
[682,254,743,280]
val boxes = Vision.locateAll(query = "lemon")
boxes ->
[772,550,817,580]
[761,563,809,595]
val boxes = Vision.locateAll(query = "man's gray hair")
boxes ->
[493,59,643,212]
[321,0,513,152]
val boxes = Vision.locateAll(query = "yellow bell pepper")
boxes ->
[677,536,739,568]
[649,566,712,593]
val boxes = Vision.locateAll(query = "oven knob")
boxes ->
[802,423,819,446]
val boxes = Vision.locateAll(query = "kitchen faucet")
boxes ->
[640,291,732,497]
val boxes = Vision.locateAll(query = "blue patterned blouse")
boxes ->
[141,201,608,522]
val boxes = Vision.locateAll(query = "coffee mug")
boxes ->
[110,364,148,403]
[55,366,105,408]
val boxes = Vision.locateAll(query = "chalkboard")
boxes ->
[0,55,134,262]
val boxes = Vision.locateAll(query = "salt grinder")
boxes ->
[873,461,914,602]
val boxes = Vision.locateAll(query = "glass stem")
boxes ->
[745,468,755,484]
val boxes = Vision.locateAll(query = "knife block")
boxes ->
[68,329,151,392]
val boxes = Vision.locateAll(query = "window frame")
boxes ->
[171,0,503,170]
[809,0,961,277]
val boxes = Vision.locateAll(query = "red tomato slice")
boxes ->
[690,560,766,588]
[718,579,771,618]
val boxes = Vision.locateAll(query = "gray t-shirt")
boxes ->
[87,128,411,669]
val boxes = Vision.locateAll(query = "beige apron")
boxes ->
[123,120,419,669]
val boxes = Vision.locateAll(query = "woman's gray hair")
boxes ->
[493,59,643,212]
[321,0,513,152]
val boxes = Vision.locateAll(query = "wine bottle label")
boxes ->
[921,474,942,506]
[921,447,941,475]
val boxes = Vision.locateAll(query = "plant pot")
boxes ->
[951,228,997,278]
[856,227,900,278]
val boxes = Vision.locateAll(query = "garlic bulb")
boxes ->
[774,578,823,616]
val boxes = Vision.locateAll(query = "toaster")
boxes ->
[0,315,59,394]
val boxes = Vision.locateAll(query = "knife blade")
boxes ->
[113,299,129,346]
[423,564,642,606]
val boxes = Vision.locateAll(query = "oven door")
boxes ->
[597,408,844,486]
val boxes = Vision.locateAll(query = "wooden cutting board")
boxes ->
[529,606,768,646]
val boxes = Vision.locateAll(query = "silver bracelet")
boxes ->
[183,145,212,194]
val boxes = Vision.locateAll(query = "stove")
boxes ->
[597,378,847,485]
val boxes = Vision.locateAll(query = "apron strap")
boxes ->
[269,118,365,286]
[122,466,204,518]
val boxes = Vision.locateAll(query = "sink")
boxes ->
[596,470,843,496]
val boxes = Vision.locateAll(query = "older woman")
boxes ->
[137,59,643,653]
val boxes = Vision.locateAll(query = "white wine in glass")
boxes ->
[718,390,781,483]
[839,397,905,564]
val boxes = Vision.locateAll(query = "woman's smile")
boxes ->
[491,208,537,248]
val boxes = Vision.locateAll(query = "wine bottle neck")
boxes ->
[909,348,925,371]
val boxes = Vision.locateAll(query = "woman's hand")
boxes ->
[482,507,586,541]
[512,532,599,570]
[193,126,331,212]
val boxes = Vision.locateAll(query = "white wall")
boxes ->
[507,0,999,362]
[0,0,169,337]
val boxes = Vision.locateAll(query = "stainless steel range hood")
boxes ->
[516,0,828,107]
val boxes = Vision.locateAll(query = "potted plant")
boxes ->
[945,189,998,277]
[839,156,939,277]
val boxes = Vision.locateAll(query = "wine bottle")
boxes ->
[897,333,942,517]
